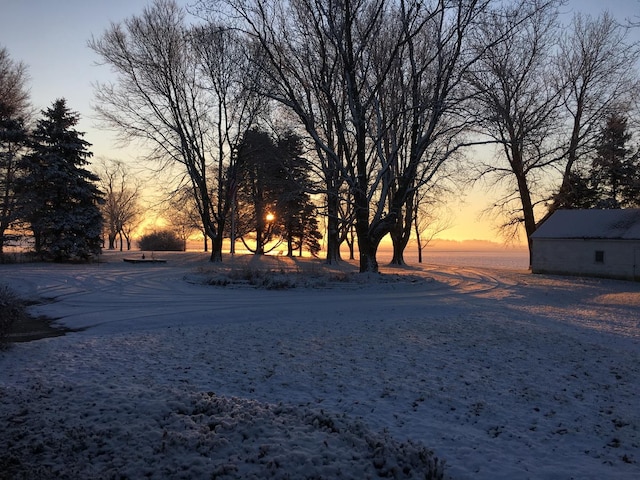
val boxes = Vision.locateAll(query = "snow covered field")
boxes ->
[1,251,639,479]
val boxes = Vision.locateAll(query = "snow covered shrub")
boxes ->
[138,230,184,251]
[259,271,297,290]
[224,267,297,289]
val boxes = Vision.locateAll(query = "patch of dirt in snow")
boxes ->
[0,385,446,480]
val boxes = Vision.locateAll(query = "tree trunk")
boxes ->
[255,222,265,255]
[208,216,226,261]
[286,233,294,257]
[108,232,116,250]
[389,202,414,266]
[515,167,537,267]
[324,192,342,264]
[355,202,378,273]
[389,213,406,265]
[210,234,223,262]
[357,241,379,272]
[389,234,406,265]
[415,222,423,263]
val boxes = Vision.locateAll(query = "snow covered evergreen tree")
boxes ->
[18,99,103,261]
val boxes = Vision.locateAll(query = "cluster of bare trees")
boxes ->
[90,1,262,261]
[89,0,640,271]
[96,159,143,251]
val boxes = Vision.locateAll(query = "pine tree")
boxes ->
[235,129,286,255]
[560,113,640,210]
[590,113,640,208]
[18,99,103,261]
[235,128,322,256]
[276,131,322,257]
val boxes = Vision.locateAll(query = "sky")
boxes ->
[1,0,639,245]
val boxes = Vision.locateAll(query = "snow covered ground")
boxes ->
[1,251,639,479]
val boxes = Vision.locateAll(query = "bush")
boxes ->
[138,230,184,251]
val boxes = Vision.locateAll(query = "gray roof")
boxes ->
[531,209,640,240]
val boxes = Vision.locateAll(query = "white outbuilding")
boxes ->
[530,209,640,281]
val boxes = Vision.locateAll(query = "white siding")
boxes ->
[531,238,640,280]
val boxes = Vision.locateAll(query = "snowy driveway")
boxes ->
[1,252,639,479]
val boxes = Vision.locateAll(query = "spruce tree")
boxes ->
[276,131,322,257]
[561,113,640,210]
[19,99,103,261]
[236,129,285,255]
[590,113,640,208]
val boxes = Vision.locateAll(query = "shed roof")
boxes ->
[531,209,640,240]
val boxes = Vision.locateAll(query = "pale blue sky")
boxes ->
[0,0,190,158]
[1,0,638,241]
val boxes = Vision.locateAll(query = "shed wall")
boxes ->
[531,239,640,280]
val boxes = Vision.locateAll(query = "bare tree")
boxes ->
[190,20,266,256]
[0,46,30,254]
[90,0,260,262]
[413,199,452,264]
[0,47,30,120]
[468,3,640,264]
[96,159,143,251]
[205,0,352,264]
[549,12,640,213]
[370,1,484,266]
[206,0,490,272]
[467,1,563,264]
[166,185,207,251]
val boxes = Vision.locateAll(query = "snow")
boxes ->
[532,209,640,239]
[1,251,639,479]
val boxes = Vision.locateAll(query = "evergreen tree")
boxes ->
[276,131,322,257]
[561,170,599,209]
[560,113,640,210]
[235,129,286,255]
[590,114,640,208]
[18,99,103,261]
[235,128,322,256]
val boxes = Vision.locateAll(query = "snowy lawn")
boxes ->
[0,252,639,479]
